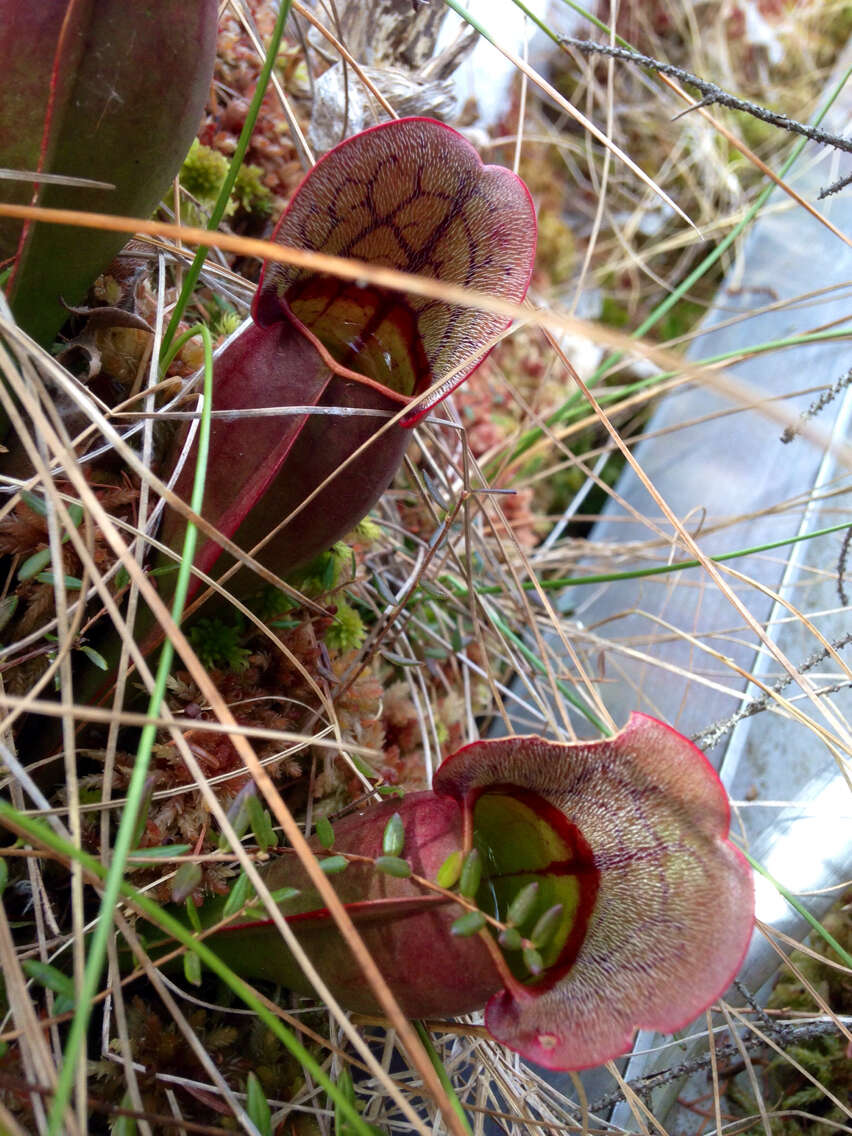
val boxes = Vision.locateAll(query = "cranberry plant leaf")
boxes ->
[206,791,504,1020]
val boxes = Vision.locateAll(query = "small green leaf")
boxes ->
[0,857,7,895]
[531,903,563,950]
[436,850,462,889]
[459,849,482,899]
[507,881,539,927]
[19,491,47,516]
[382,811,404,857]
[244,886,303,920]
[498,926,522,951]
[17,547,52,581]
[522,946,543,975]
[375,855,411,878]
[78,644,108,670]
[316,816,335,850]
[223,871,253,918]
[451,910,486,937]
[219,784,256,849]
[22,960,75,1004]
[0,595,18,634]
[184,896,202,933]
[246,1071,272,1135]
[246,795,276,852]
[129,777,156,853]
[172,863,203,905]
[269,885,300,904]
[113,1093,137,1136]
[319,855,349,875]
[35,572,83,589]
[183,950,202,987]
[126,843,192,861]
[349,752,378,779]
[377,784,405,798]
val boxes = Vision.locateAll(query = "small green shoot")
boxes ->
[375,856,411,878]
[316,816,335,850]
[382,812,405,857]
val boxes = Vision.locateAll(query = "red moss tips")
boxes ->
[434,713,755,1071]
[254,116,537,424]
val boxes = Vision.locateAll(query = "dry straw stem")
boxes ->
[2,200,848,470]
[0,328,459,1132]
[559,36,852,251]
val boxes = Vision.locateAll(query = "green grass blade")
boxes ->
[744,851,852,970]
[45,326,214,1133]
[444,520,852,596]
[0,803,376,1136]
[160,0,294,358]
[414,1022,474,1136]
[486,605,612,735]
[498,0,852,463]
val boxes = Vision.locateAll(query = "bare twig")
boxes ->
[560,38,852,158]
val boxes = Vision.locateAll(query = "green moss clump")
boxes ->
[188,617,251,672]
[180,139,271,219]
[324,599,366,653]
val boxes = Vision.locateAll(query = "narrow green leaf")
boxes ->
[35,572,83,589]
[126,843,192,861]
[223,871,253,918]
[375,855,411,878]
[436,850,462,889]
[185,896,202,933]
[129,776,156,853]
[413,1021,474,1136]
[498,926,522,951]
[113,1094,137,1136]
[246,794,276,852]
[507,881,539,927]
[269,885,300,904]
[17,547,51,581]
[243,885,301,919]
[22,960,76,1003]
[0,856,7,895]
[319,855,349,875]
[183,950,202,987]
[171,858,203,904]
[0,595,19,634]
[531,903,563,950]
[316,815,335,850]
[349,752,378,779]
[78,644,108,671]
[335,1067,357,1136]
[451,910,486,937]
[246,1071,272,1136]
[522,946,543,975]
[459,849,482,899]
[381,811,405,856]
[377,784,405,798]
[19,490,47,516]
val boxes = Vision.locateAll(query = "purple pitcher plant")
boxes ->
[158,116,537,603]
[208,714,754,1071]
[0,0,218,347]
